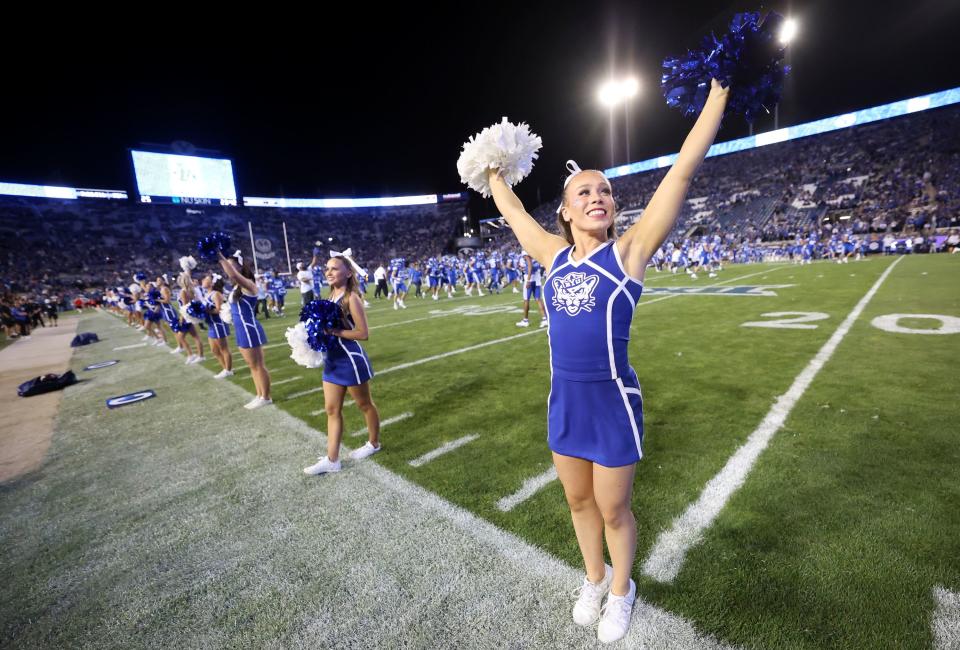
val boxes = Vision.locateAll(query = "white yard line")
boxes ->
[642,257,903,583]
[113,342,149,351]
[271,376,303,386]
[408,434,479,468]
[933,586,960,650]
[496,466,559,512]
[350,411,413,437]
[310,400,354,416]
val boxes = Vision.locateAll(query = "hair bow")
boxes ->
[329,247,364,277]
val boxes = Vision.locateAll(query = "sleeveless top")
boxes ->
[543,240,644,381]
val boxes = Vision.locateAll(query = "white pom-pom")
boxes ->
[179,304,201,325]
[285,323,325,369]
[219,301,233,325]
[179,256,197,272]
[457,117,543,198]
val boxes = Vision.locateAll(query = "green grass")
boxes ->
[1,255,958,648]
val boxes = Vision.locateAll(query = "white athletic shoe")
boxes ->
[393,303,399,310]
[708,272,717,278]
[213,369,234,379]
[597,579,636,644]
[538,320,548,328]
[141,334,151,341]
[185,355,197,364]
[243,397,262,409]
[191,356,205,364]
[244,397,272,410]
[572,565,613,625]
[512,287,519,293]
[350,442,381,460]
[690,273,698,280]
[364,300,371,307]
[516,319,529,327]
[303,456,342,475]
[170,347,184,354]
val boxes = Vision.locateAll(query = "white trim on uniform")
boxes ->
[338,338,361,385]
[615,377,644,460]
[611,240,645,286]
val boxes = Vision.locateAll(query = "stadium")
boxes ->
[1,3,958,649]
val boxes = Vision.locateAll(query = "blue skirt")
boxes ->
[547,368,644,467]
[322,339,374,386]
[207,320,230,340]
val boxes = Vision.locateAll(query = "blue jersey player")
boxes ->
[485,80,728,643]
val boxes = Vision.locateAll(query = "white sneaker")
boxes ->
[690,273,698,280]
[572,565,612,625]
[214,369,234,379]
[597,579,636,644]
[185,355,197,364]
[708,272,717,278]
[170,347,184,354]
[364,301,371,307]
[512,287,519,293]
[154,339,167,347]
[245,397,272,410]
[303,456,342,475]
[243,397,263,409]
[141,334,151,341]
[350,442,381,460]
[189,355,204,364]
[393,303,399,310]
[516,319,529,327]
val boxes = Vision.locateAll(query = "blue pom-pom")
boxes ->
[186,300,206,321]
[299,299,343,352]
[196,232,232,262]
[134,272,147,282]
[661,11,790,123]
[147,287,161,302]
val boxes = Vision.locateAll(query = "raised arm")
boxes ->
[487,170,568,271]
[618,80,729,278]
[217,252,257,294]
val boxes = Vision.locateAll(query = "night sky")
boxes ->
[4,0,959,217]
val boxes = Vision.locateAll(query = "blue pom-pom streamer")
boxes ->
[147,287,161,302]
[196,232,232,262]
[661,11,790,123]
[186,300,206,321]
[134,272,147,282]
[299,299,342,352]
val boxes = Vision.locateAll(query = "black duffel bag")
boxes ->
[70,333,99,347]
[18,371,78,397]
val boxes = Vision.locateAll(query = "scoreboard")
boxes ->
[130,150,238,206]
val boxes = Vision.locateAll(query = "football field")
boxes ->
[1,254,958,648]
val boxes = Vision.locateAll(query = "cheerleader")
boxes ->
[218,250,272,409]
[486,80,728,643]
[176,272,206,365]
[201,273,234,378]
[157,276,191,357]
[303,252,381,475]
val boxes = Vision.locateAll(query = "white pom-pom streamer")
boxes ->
[457,117,542,198]
[179,256,197,272]
[179,304,201,325]
[219,301,233,325]
[285,323,325,369]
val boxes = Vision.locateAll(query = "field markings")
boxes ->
[271,375,303,386]
[932,586,960,650]
[84,310,739,649]
[113,342,149,351]
[408,434,479,467]
[497,466,559,512]
[642,257,904,583]
[351,411,413,437]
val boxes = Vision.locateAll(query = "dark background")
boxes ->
[3,0,959,218]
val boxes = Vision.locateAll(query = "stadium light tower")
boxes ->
[597,77,641,167]
[775,17,798,130]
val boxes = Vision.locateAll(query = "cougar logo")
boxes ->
[551,272,599,316]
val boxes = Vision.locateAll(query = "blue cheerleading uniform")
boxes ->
[230,290,268,349]
[322,294,374,387]
[544,240,645,467]
[203,292,230,340]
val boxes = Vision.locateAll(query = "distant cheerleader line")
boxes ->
[1,86,958,204]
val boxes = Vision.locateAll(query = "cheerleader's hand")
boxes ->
[323,328,341,337]
[709,78,730,98]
